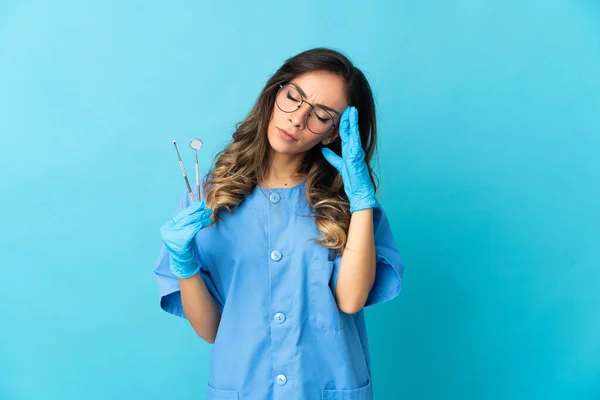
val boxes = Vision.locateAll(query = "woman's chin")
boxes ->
[268,136,301,155]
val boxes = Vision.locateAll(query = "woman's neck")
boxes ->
[261,174,305,189]
[261,151,305,188]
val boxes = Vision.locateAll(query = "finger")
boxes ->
[172,200,206,223]
[321,147,343,172]
[348,107,363,157]
[349,107,359,131]
[176,206,212,228]
[198,207,213,222]
[188,207,213,224]
[338,107,352,143]
[190,207,213,227]
[201,207,213,217]
[174,212,204,227]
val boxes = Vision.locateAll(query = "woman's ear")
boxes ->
[321,133,339,146]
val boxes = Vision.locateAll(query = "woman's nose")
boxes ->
[288,104,311,128]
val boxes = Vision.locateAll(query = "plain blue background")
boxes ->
[1,1,599,399]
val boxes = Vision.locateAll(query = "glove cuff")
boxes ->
[169,250,199,279]
[350,197,379,214]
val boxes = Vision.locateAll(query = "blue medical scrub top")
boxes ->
[154,178,403,400]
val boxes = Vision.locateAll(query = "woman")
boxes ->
[154,47,403,400]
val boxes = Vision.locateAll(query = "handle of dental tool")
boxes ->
[179,160,195,202]
[195,161,200,202]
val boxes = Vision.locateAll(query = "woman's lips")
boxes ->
[277,128,298,142]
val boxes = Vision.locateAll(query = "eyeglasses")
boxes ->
[275,84,338,135]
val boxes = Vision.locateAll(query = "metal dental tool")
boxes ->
[173,140,195,202]
[190,139,203,202]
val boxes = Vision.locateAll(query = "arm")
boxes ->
[334,208,376,314]
[158,199,220,343]
[322,106,381,314]
[179,274,221,344]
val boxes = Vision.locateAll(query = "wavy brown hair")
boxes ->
[203,48,378,253]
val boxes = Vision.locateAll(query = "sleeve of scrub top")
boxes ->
[330,205,404,307]
[153,186,225,318]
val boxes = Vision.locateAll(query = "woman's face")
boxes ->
[267,71,348,156]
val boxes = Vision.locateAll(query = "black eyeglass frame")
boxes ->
[275,83,339,135]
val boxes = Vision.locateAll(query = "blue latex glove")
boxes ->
[322,106,378,213]
[160,200,213,278]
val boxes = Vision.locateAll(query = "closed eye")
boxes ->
[287,92,301,102]
[312,110,331,123]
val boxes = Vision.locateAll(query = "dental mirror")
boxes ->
[190,139,204,201]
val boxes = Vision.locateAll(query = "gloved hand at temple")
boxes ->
[322,106,378,213]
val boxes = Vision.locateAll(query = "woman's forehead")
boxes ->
[290,71,347,109]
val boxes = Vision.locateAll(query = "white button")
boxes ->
[270,250,282,261]
[276,374,287,385]
[269,193,280,203]
[274,312,286,323]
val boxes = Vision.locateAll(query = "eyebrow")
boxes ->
[290,83,342,115]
